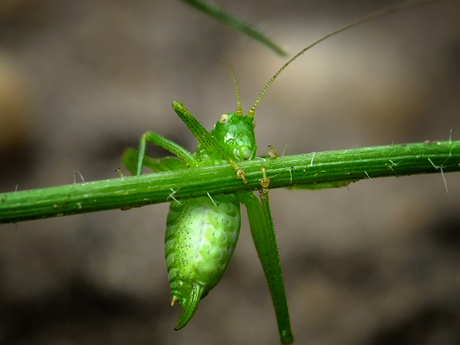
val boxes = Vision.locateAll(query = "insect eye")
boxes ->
[218,114,229,124]
[252,119,256,129]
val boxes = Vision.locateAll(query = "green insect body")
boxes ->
[121,104,259,330]
[165,109,257,329]
[165,194,241,330]
[120,2,438,343]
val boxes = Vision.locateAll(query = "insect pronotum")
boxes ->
[121,1,443,343]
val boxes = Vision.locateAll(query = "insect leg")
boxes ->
[240,178,294,344]
[226,158,247,184]
[135,131,198,175]
[121,148,189,175]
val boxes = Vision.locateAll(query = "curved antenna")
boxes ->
[246,0,439,118]
[218,56,243,116]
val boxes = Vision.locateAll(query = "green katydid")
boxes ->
[121,1,441,343]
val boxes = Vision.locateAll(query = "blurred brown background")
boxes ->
[0,1,459,344]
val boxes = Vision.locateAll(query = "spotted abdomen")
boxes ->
[165,194,241,329]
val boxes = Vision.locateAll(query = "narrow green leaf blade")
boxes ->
[179,0,287,56]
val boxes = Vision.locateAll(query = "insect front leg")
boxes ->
[226,158,247,184]
[239,168,294,344]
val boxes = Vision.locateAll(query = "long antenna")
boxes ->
[218,56,243,116]
[246,0,440,118]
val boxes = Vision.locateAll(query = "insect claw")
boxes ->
[228,158,248,184]
[259,167,270,188]
[115,168,124,180]
[237,170,248,184]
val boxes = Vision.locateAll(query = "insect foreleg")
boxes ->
[226,158,247,184]
[136,131,198,175]
[240,174,294,344]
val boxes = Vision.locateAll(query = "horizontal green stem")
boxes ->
[1,140,459,224]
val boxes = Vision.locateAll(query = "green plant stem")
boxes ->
[1,140,459,224]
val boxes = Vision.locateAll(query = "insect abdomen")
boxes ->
[165,194,241,330]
